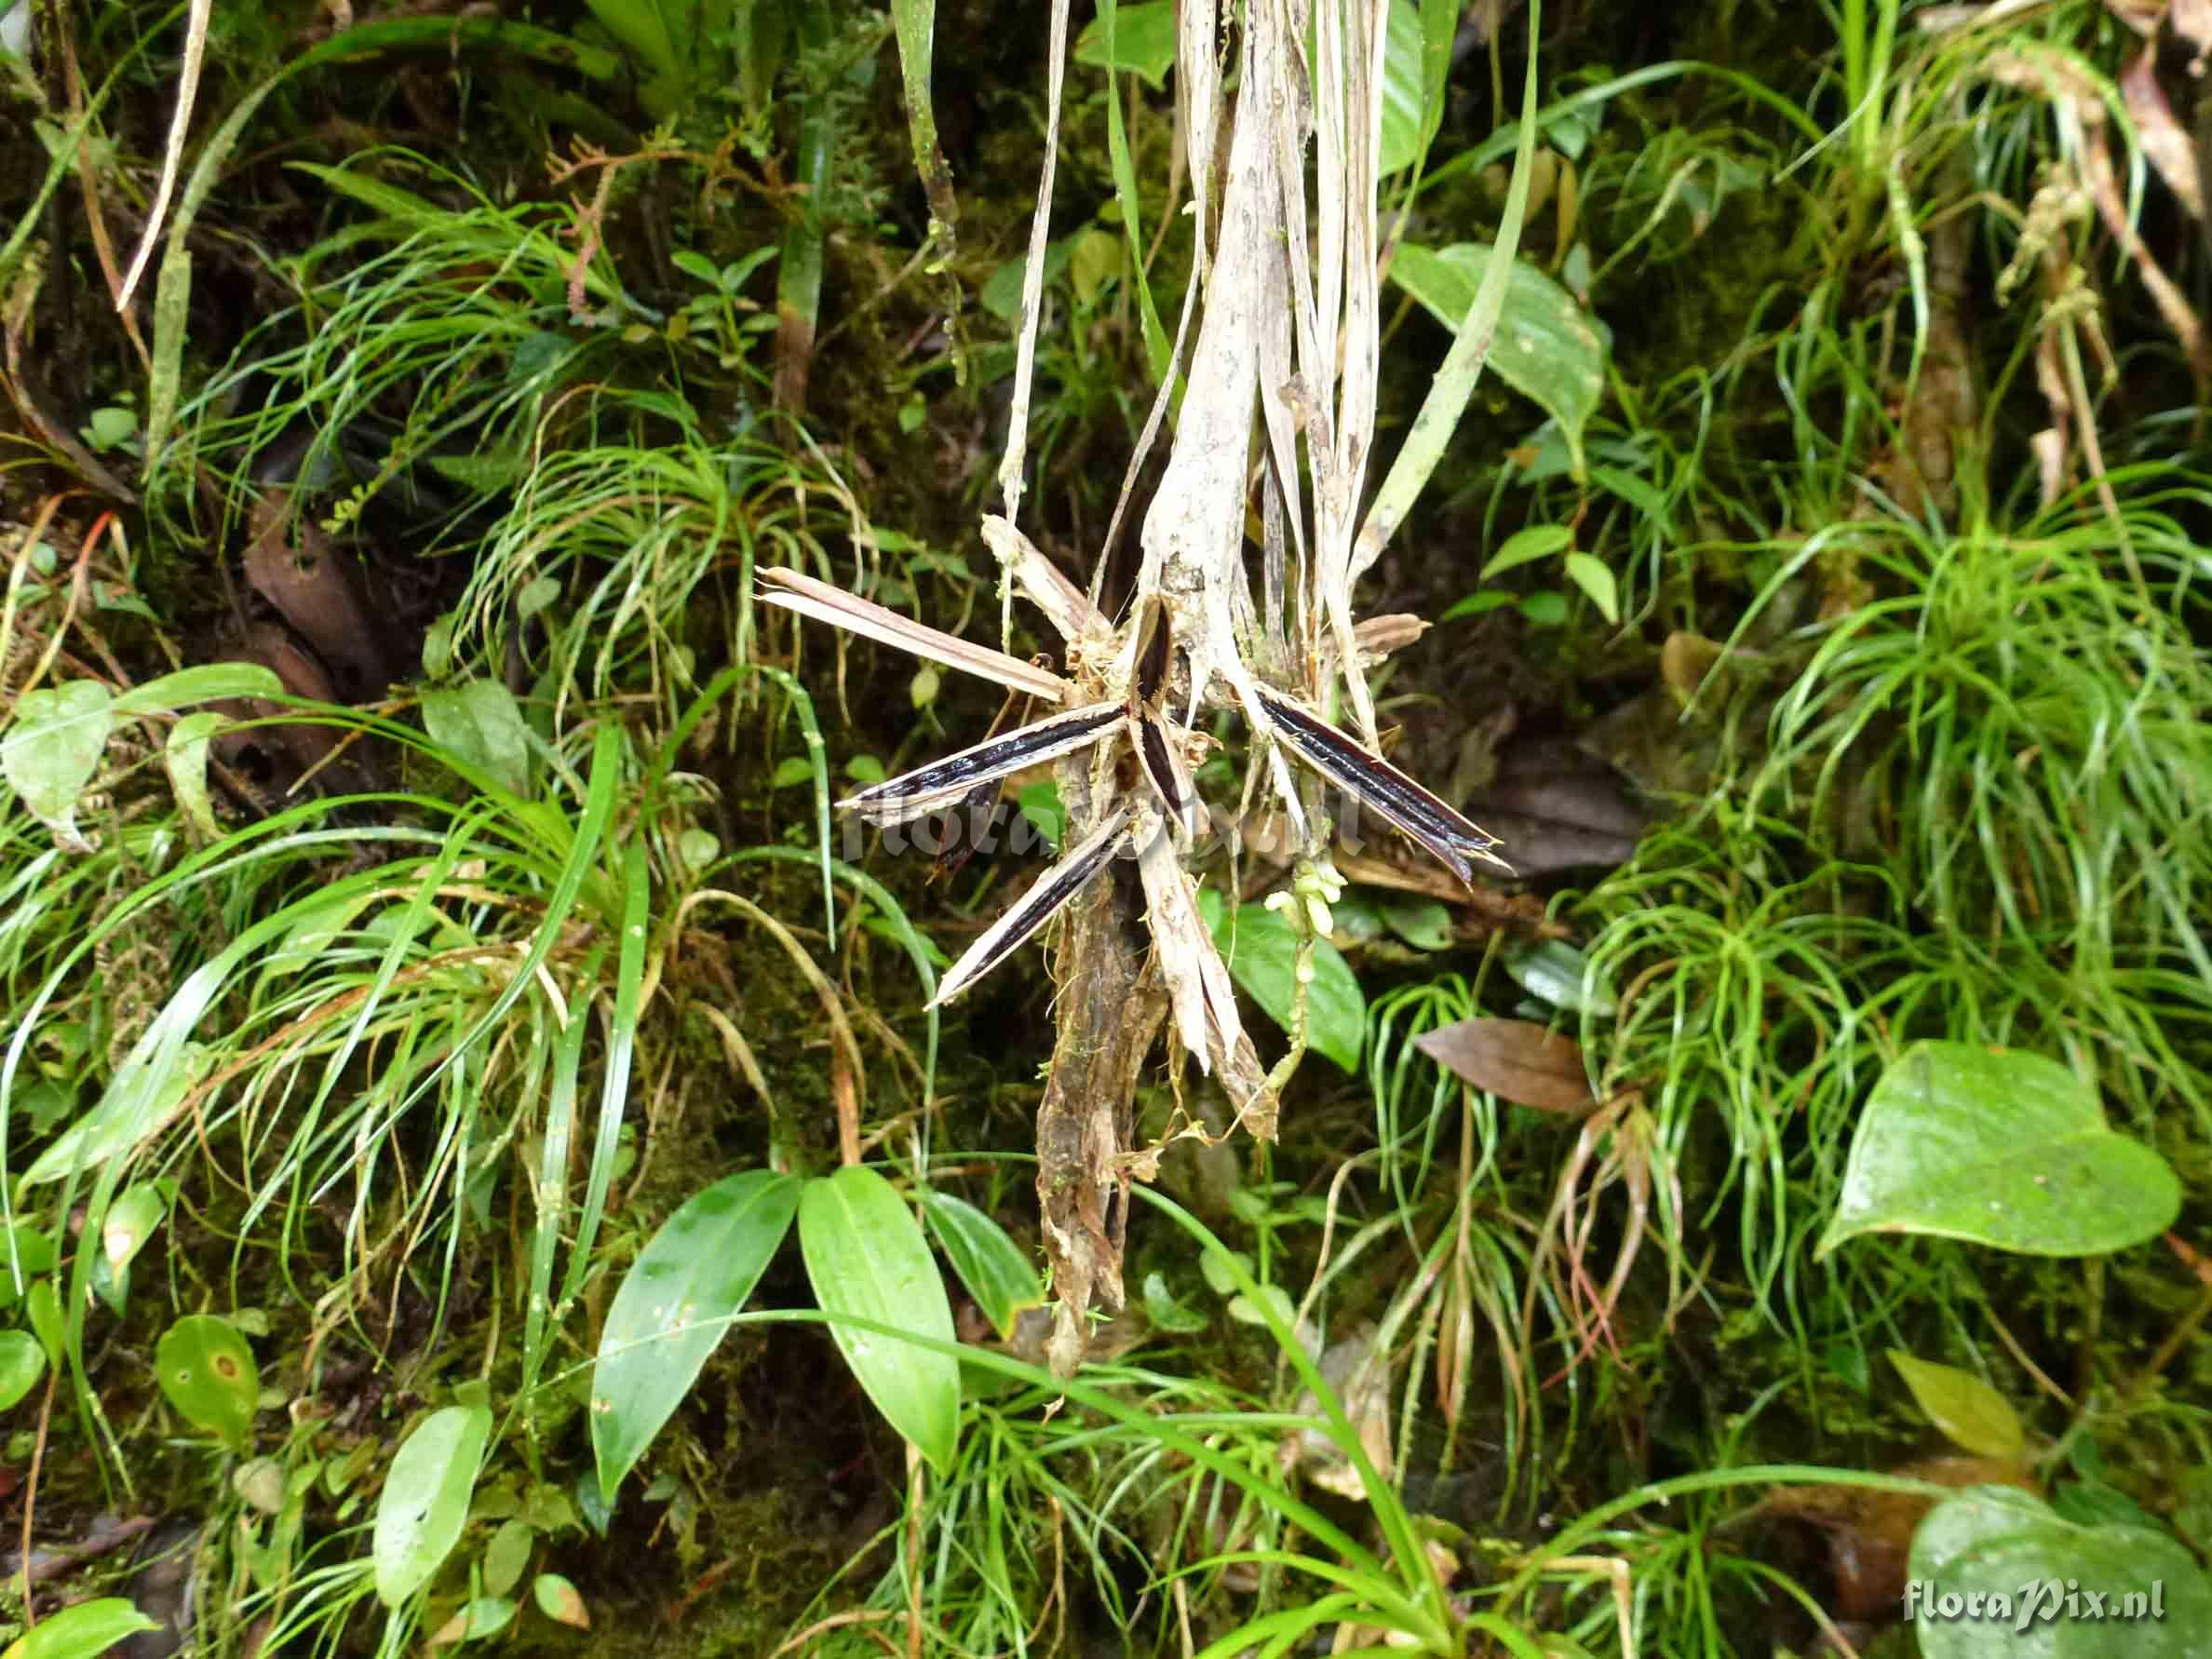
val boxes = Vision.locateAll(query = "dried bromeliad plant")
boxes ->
[768,0,1544,1373]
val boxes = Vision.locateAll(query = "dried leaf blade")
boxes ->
[1414,1018,1595,1114]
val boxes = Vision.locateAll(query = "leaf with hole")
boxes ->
[155,1314,259,1450]
[1909,1485,2212,1657]
[1890,1351,2026,1462]
[374,1405,493,1608]
[1389,242,1607,479]
[591,1168,800,1504]
[1818,1043,2180,1259]
[0,1598,161,1659]
[798,1166,960,1472]
[922,1190,1041,1341]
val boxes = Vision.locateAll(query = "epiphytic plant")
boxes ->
[769,0,1553,1376]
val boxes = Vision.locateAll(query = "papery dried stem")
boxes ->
[759,566,1072,702]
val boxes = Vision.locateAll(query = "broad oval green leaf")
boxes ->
[422,679,533,797]
[798,1166,960,1472]
[2,680,113,842]
[1818,1043,2181,1259]
[155,1314,260,1450]
[0,1597,160,1659]
[0,1329,46,1412]
[481,1517,533,1598]
[921,1191,1042,1342]
[1889,1350,2026,1462]
[1389,242,1608,480]
[591,1169,801,1504]
[1206,902,1365,1072]
[1909,1485,2212,1658]
[374,1405,493,1608]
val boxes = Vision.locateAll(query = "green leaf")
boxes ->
[1479,524,1574,580]
[22,1040,212,1185]
[1378,0,1439,175]
[111,663,282,716]
[24,1279,61,1369]
[1438,590,1516,623]
[0,1221,57,1302]
[431,1597,516,1644]
[1205,903,1365,1072]
[155,1314,260,1450]
[422,680,533,797]
[1517,590,1568,627]
[1505,938,1617,1016]
[1379,897,1454,951]
[1562,552,1620,624]
[1818,1043,2181,1259]
[769,755,815,789]
[481,1518,533,1598]
[0,1330,46,1412]
[921,1191,1042,1341]
[798,1166,960,1472]
[591,1169,801,1504]
[1141,1272,1209,1333]
[1889,1351,2026,1461]
[374,1405,494,1608]
[2,680,113,842]
[533,1571,591,1629]
[1909,1485,2212,1657]
[516,575,562,620]
[1017,781,1065,852]
[101,1181,169,1276]
[1389,242,1608,479]
[164,711,225,840]
[1072,0,1176,89]
[0,1598,160,1659]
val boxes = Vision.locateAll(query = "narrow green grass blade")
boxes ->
[560,834,651,1317]
[1355,0,1543,560]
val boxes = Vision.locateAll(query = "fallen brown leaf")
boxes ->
[1758,1455,2038,1622]
[1414,1018,1597,1114]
